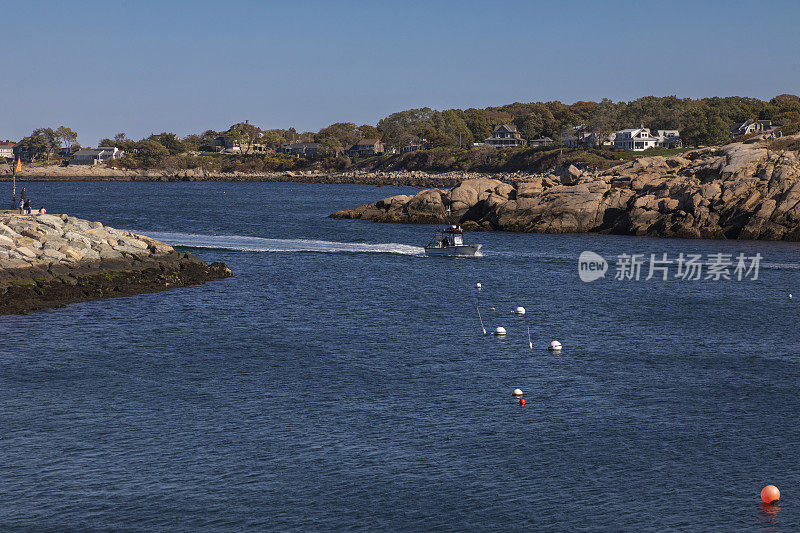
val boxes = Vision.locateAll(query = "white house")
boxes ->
[613,128,660,151]
[70,147,125,165]
[0,141,15,159]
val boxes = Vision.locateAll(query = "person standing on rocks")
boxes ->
[18,197,24,214]
[23,198,31,214]
[21,187,26,202]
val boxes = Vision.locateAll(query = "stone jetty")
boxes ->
[330,134,800,241]
[0,212,231,314]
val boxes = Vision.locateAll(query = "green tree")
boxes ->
[182,134,207,152]
[317,135,344,157]
[463,108,494,143]
[133,139,170,167]
[234,123,261,154]
[587,98,621,139]
[149,132,185,155]
[378,108,436,149]
[316,122,361,148]
[99,132,134,150]
[357,124,379,139]
[55,126,78,153]
[17,128,60,161]
[432,110,473,148]
[260,130,287,149]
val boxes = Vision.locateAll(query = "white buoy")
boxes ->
[513,388,523,397]
[548,340,562,351]
[790,294,793,299]
[512,306,526,315]
[490,307,495,311]
[528,326,533,350]
[476,282,482,289]
[492,326,507,336]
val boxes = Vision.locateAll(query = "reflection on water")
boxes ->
[758,502,781,530]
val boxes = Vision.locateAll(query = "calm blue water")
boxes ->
[2,181,799,531]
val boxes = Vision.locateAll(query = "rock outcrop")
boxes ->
[330,135,800,241]
[0,212,232,314]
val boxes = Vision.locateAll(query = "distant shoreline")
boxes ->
[0,167,535,188]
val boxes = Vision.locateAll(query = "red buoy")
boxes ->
[761,485,780,503]
[519,398,526,406]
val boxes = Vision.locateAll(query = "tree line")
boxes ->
[12,94,800,167]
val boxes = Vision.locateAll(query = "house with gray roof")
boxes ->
[346,139,385,157]
[70,147,124,165]
[656,130,683,148]
[278,141,321,158]
[485,124,527,148]
[561,125,600,148]
[528,136,553,148]
[730,119,780,138]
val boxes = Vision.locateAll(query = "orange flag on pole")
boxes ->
[14,158,21,173]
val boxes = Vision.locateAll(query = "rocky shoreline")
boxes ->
[330,135,800,241]
[0,212,231,314]
[1,164,529,188]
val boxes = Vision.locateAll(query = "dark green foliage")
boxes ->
[148,133,185,155]
[16,128,61,161]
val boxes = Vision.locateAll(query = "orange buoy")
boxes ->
[761,485,780,504]
[519,398,526,406]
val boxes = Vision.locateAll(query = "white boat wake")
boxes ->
[144,232,425,256]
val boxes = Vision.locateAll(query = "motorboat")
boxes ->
[424,225,482,257]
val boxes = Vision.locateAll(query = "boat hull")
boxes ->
[424,244,482,257]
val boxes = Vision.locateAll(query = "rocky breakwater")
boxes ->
[330,135,800,241]
[0,212,232,314]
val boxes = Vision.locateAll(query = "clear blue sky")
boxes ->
[2,0,798,146]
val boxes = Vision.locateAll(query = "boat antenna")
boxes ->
[476,304,487,335]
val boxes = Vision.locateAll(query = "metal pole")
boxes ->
[12,159,16,209]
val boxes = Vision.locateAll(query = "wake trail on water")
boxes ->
[145,231,426,256]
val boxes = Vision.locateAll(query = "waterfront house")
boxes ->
[528,136,553,148]
[277,141,321,158]
[484,124,527,148]
[613,128,660,151]
[211,120,270,153]
[656,130,683,148]
[211,134,269,154]
[0,141,15,159]
[12,144,33,161]
[561,125,600,148]
[730,119,781,138]
[347,139,385,157]
[70,147,124,165]
[402,138,426,152]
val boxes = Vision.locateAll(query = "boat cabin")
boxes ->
[430,225,464,248]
